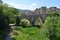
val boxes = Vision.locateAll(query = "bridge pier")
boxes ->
[30,21,35,26]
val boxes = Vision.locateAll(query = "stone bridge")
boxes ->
[17,14,46,25]
[16,7,47,25]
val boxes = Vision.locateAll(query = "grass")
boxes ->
[12,26,41,40]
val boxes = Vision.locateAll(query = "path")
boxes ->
[6,24,15,40]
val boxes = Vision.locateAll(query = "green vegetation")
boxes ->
[12,26,40,40]
[2,3,19,23]
[20,18,31,27]
[0,0,19,40]
[47,12,60,17]
[13,12,60,40]
[40,12,60,40]
[0,0,60,40]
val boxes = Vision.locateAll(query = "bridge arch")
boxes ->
[20,18,31,26]
[15,14,46,26]
[19,15,32,25]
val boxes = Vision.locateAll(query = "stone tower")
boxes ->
[40,7,47,22]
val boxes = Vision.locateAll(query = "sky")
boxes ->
[2,0,60,10]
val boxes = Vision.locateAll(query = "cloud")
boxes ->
[5,2,36,10]
[32,3,36,6]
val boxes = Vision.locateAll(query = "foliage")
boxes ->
[2,3,19,24]
[1,0,60,40]
[0,2,19,28]
[47,12,60,17]
[0,3,6,29]
[56,18,60,40]
[12,26,40,40]
[0,1,20,28]
[40,15,60,40]
[20,19,31,27]
[0,1,19,39]
[0,1,10,40]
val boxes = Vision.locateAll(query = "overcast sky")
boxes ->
[2,0,60,10]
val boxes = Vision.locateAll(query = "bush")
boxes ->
[40,16,60,40]
[56,18,60,40]
[12,27,41,40]
[20,19,31,27]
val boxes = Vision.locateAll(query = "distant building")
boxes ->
[20,7,60,15]
[40,7,47,21]
[57,8,60,13]
[48,7,57,12]
[40,7,47,14]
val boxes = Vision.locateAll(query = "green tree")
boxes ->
[40,16,58,40]
[0,3,5,29]
[0,3,9,30]
[2,3,19,23]
[56,18,60,40]
[0,2,19,29]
